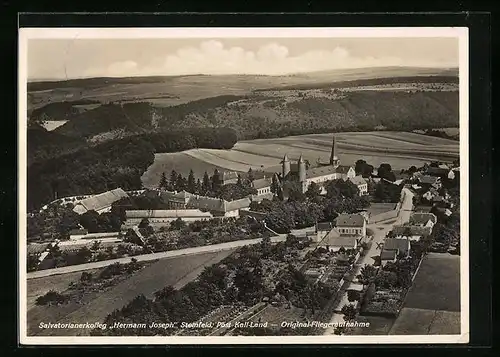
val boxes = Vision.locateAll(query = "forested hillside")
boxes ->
[27,127,238,211]
[46,90,459,142]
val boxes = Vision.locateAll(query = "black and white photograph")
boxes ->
[18,27,469,344]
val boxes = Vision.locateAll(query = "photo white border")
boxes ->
[18,27,469,345]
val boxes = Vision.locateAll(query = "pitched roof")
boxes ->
[409,213,437,225]
[418,175,440,185]
[187,195,225,212]
[316,222,333,232]
[224,197,251,211]
[306,166,338,179]
[125,209,213,219]
[426,167,451,176]
[222,171,239,181]
[392,225,432,236]
[380,249,398,261]
[27,243,50,254]
[383,238,411,253]
[73,188,129,213]
[335,213,365,227]
[349,175,367,186]
[320,230,357,248]
[252,177,272,189]
[336,165,353,174]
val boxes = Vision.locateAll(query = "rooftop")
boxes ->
[336,165,353,174]
[409,212,437,225]
[125,209,213,219]
[316,222,333,232]
[73,188,129,213]
[418,175,440,185]
[252,177,272,190]
[383,238,411,253]
[380,249,398,261]
[335,213,365,227]
[320,230,357,248]
[349,175,367,186]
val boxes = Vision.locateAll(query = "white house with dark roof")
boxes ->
[349,175,368,195]
[251,177,273,196]
[381,237,411,261]
[335,213,367,237]
[72,188,129,215]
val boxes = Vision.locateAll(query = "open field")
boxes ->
[28,67,457,110]
[387,253,461,335]
[141,131,460,187]
[28,249,236,336]
[404,253,460,312]
[26,269,101,310]
[389,308,460,335]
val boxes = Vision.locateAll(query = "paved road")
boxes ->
[323,187,414,335]
[27,235,288,279]
[27,225,319,280]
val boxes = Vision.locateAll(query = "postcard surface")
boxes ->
[18,27,469,345]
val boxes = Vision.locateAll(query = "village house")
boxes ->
[349,175,368,195]
[315,221,334,243]
[417,175,442,190]
[335,213,367,237]
[380,237,411,266]
[72,188,129,215]
[221,171,240,185]
[426,166,456,180]
[409,212,437,228]
[251,177,273,198]
[318,229,358,252]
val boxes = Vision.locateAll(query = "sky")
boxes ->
[27,37,459,80]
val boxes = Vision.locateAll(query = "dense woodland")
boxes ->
[27,127,238,210]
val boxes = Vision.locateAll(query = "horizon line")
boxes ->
[27,65,459,83]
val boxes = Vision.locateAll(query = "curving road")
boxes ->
[323,187,414,335]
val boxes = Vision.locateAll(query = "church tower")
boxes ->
[298,154,307,184]
[282,154,291,178]
[330,135,340,168]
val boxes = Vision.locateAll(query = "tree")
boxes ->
[169,217,187,231]
[202,171,211,193]
[76,246,93,263]
[270,174,279,194]
[212,169,222,192]
[347,289,361,302]
[341,304,357,321]
[159,172,167,189]
[236,174,243,187]
[80,271,93,282]
[170,170,178,190]
[195,178,202,194]
[377,163,396,182]
[305,181,321,200]
[187,170,196,193]
[175,174,186,191]
[27,253,40,272]
[247,168,255,183]
[356,264,377,286]
[138,218,150,229]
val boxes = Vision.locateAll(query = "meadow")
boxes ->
[388,253,461,335]
[28,67,457,111]
[27,249,236,336]
[141,131,460,188]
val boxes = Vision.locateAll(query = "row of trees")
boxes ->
[158,168,257,200]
